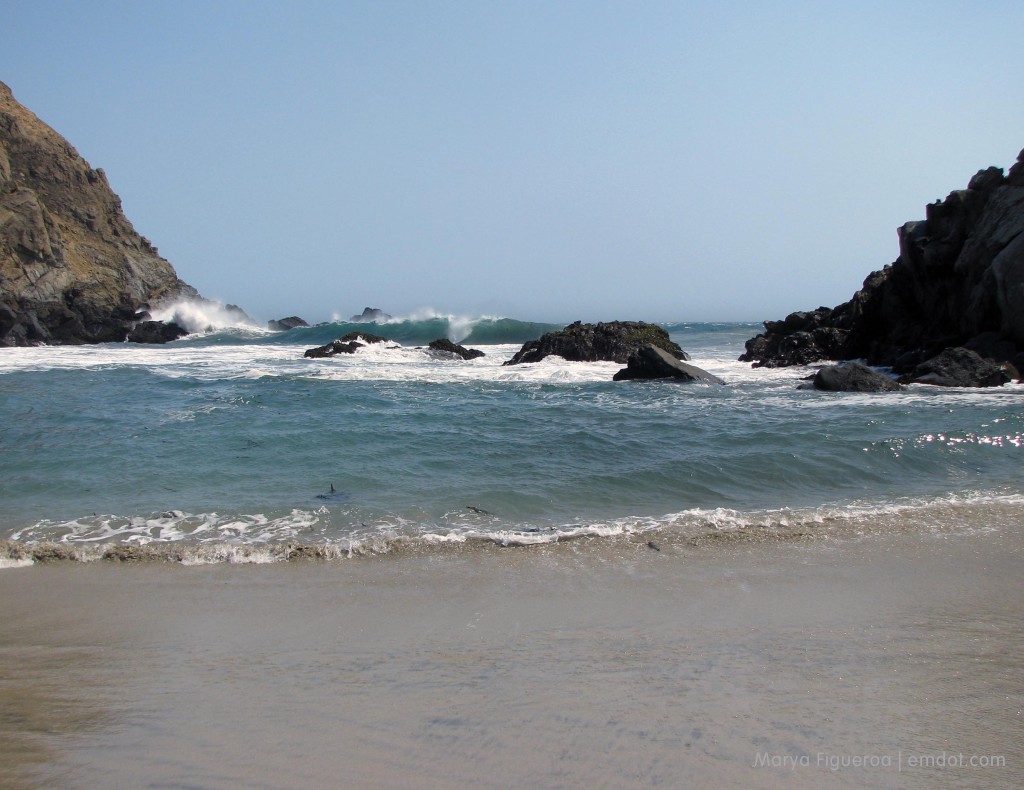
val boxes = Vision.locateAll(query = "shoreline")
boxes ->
[2,519,1021,788]
[4,492,1022,569]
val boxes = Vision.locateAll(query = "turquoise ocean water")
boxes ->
[1,314,1021,564]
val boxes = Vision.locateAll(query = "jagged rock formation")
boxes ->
[741,150,1024,375]
[613,344,725,384]
[0,81,197,345]
[504,321,688,365]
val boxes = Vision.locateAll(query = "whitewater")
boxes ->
[1,315,1022,566]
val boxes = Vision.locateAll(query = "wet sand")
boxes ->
[2,525,1022,789]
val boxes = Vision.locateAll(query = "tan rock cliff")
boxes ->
[0,80,197,345]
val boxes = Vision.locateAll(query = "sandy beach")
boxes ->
[2,517,1021,790]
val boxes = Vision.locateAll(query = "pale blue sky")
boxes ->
[4,1,1022,323]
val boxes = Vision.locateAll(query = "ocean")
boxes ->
[1,315,1022,788]
[1,317,1021,562]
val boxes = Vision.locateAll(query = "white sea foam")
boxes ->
[10,508,328,546]
[0,557,34,569]
[5,490,1022,567]
[0,328,1019,400]
[149,298,265,335]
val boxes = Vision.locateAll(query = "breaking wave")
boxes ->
[149,299,264,335]
[269,312,565,346]
[4,491,1020,568]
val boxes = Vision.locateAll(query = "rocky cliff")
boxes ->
[0,81,197,345]
[741,149,1024,373]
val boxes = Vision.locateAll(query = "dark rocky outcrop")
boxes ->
[811,362,902,393]
[898,347,1010,388]
[0,81,198,346]
[613,344,725,384]
[504,321,688,365]
[127,320,189,344]
[741,150,1024,382]
[268,316,309,332]
[427,338,485,360]
[350,307,391,322]
[304,331,391,358]
[738,308,849,368]
[304,340,361,358]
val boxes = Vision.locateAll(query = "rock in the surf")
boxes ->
[505,321,688,365]
[427,338,485,360]
[304,331,392,358]
[811,362,902,392]
[127,320,189,344]
[898,347,1010,387]
[613,344,725,384]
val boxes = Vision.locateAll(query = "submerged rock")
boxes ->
[899,347,1010,387]
[811,362,902,392]
[505,321,688,365]
[613,344,725,384]
[427,338,485,360]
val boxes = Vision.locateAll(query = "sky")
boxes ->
[3,1,1022,324]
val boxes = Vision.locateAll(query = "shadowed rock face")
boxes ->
[613,344,725,384]
[898,347,1010,388]
[740,150,1024,377]
[504,321,688,365]
[812,362,902,393]
[0,81,197,345]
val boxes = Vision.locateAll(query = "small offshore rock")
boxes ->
[268,316,309,331]
[304,331,392,358]
[812,362,902,392]
[350,307,392,322]
[428,338,485,360]
[304,340,360,358]
[613,344,725,384]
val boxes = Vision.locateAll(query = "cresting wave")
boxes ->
[3,491,1020,568]
[274,314,565,346]
[148,299,565,346]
